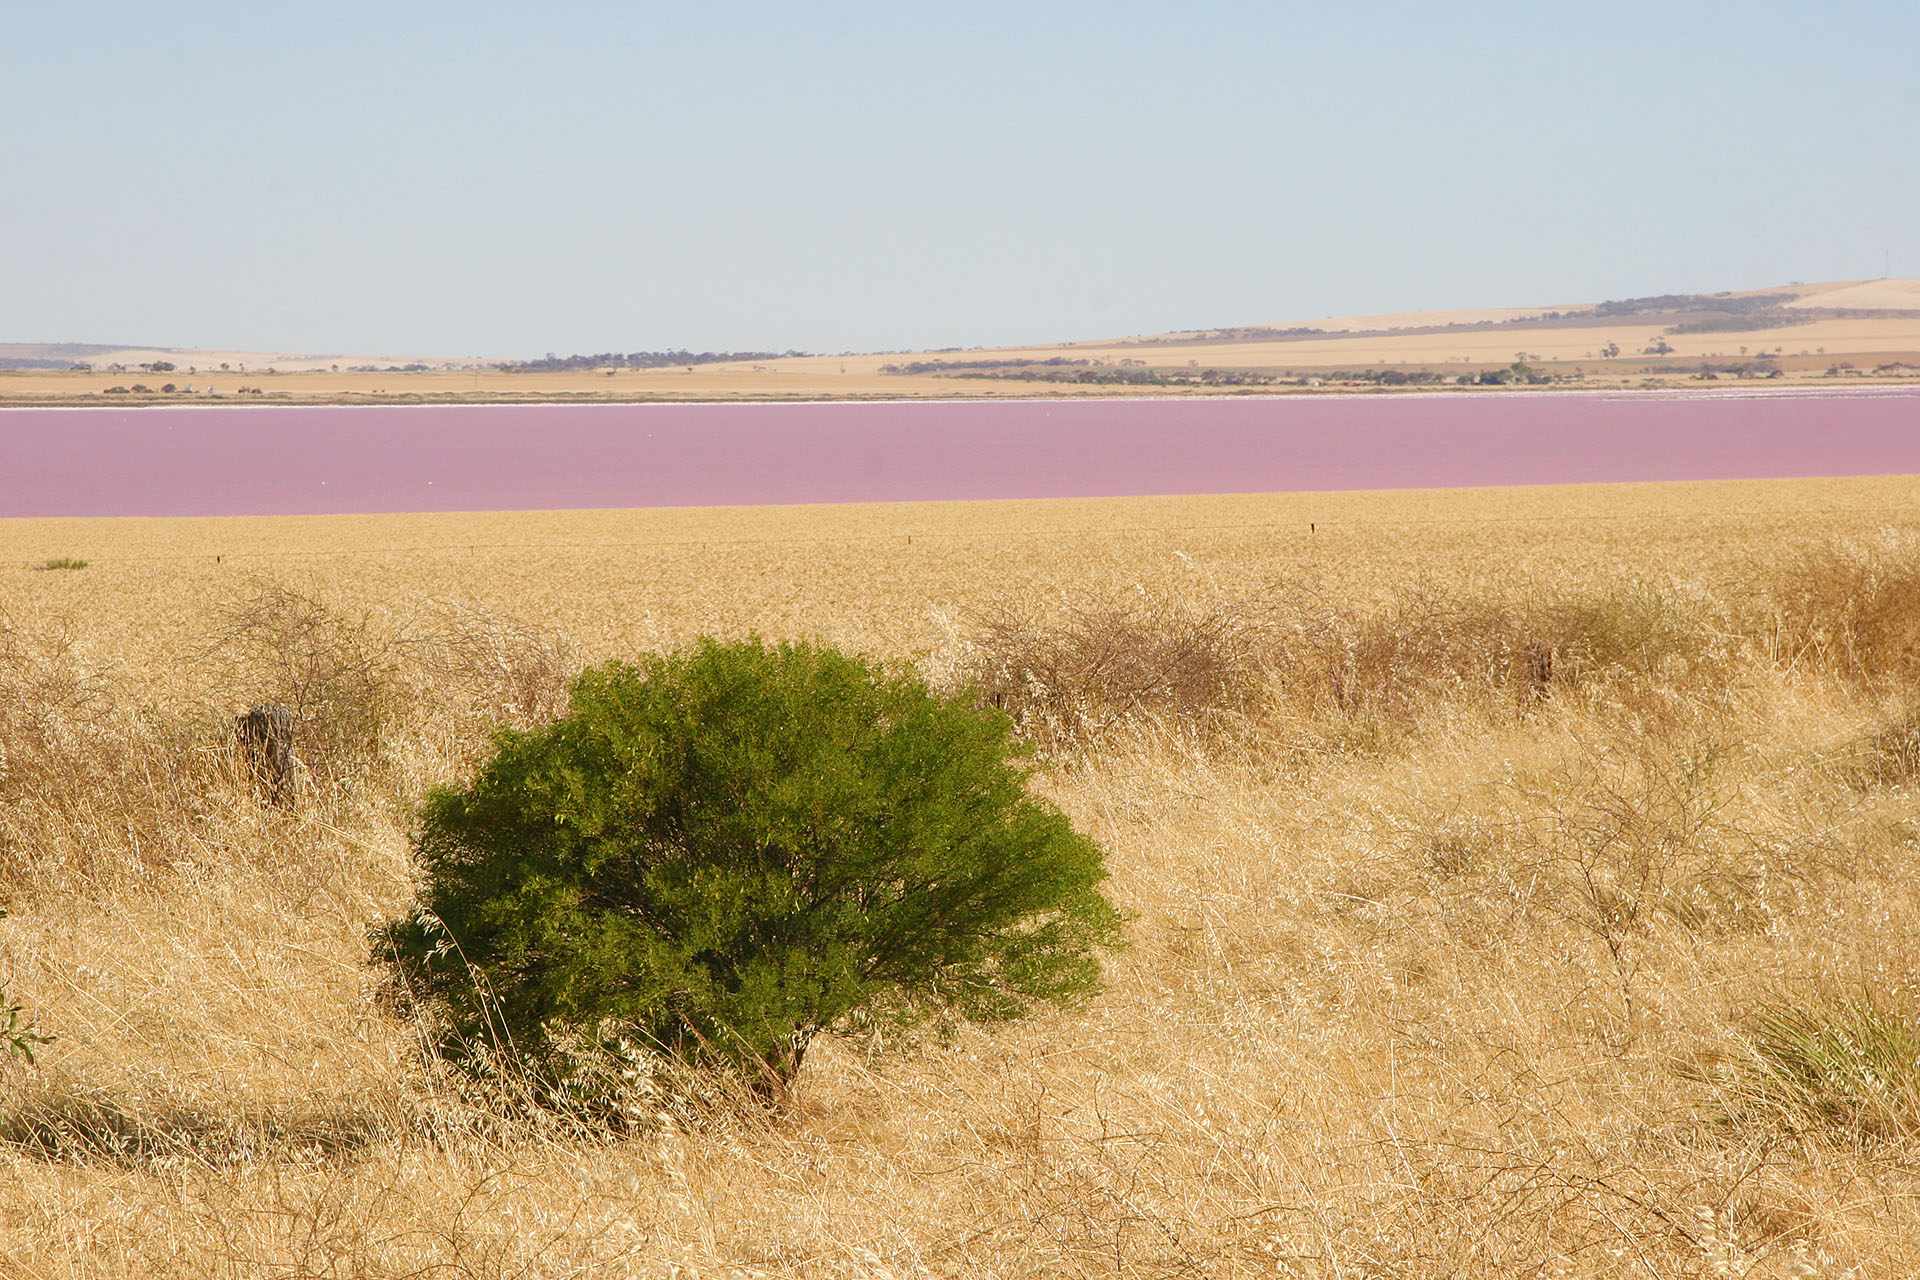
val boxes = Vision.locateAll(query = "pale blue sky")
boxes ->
[4,1,1915,357]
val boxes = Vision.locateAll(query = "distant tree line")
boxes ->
[1668,312,1812,334]
[1594,292,1796,318]
[1126,325,1328,346]
[501,350,809,373]
[879,357,1091,375]
[979,366,1278,386]
[880,357,1281,386]
[1687,361,1788,379]
[1467,362,1553,385]
[883,359,1584,388]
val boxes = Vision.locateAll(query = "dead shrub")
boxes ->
[206,584,406,792]
[1275,588,1524,724]
[1381,736,1811,1052]
[1531,587,1709,684]
[1529,743,1762,944]
[942,582,1716,757]
[1510,742,1802,1046]
[0,613,110,740]
[943,595,1267,752]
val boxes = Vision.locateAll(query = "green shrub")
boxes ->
[375,637,1125,1110]
[31,558,88,572]
[0,990,51,1067]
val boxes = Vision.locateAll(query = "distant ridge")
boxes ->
[0,342,487,373]
[5,279,1917,391]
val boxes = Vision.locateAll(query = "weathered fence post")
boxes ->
[1523,640,1555,699]
[236,704,297,805]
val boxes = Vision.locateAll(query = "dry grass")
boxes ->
[5,477,1920,1276]
[936,594,1269,753]
[1758,531,1920,686]
[940,579,1720,758]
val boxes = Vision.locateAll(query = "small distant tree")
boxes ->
[376,638,1125,1110]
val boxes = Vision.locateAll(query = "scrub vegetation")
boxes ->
[379,638,1124,1115]
[6,476,1920,1276]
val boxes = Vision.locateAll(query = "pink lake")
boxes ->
[2,389,1916,518]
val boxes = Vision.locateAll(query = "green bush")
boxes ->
[375,637,1125,1109]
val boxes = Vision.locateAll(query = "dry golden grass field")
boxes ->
[7,475,1920,1277]
[7,278,1918,406]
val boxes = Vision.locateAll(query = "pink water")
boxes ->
[2,390,1916,517]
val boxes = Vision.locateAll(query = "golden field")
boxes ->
[7,278,1918,406]
[7,475,1920,1276]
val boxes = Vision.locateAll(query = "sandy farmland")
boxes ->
[6,278,1918,407]
[7,475,1920,1276]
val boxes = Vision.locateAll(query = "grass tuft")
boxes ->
[1716,991,1920,1142]
[0,1077,385,1167]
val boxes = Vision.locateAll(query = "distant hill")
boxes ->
[0,342,488,373]
[5,279,1916,401]
[1102,279,1920,347]
[0,343,134,370]
[848,277,1920,390]
[448,278,1920,373]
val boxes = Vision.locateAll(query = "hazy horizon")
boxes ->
[5,1,1916,358]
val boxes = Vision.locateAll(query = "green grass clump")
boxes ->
[32,558,89,571]
[1722,991,1920,1141]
